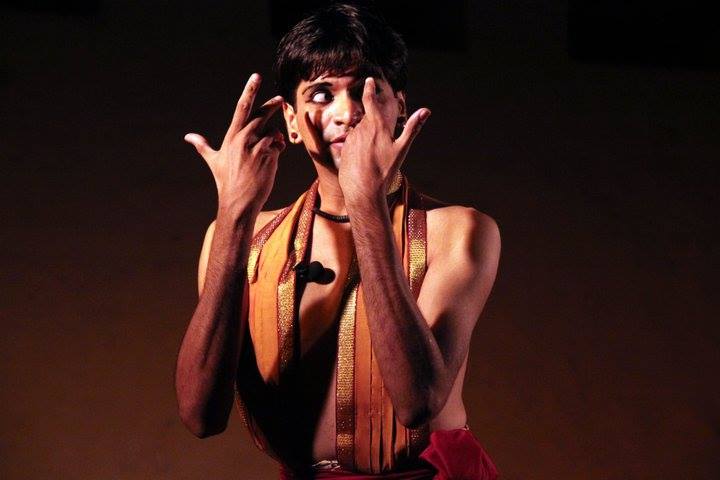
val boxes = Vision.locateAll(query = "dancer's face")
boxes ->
[282,69,406,170]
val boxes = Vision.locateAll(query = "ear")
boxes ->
[282,101,303,144]
[394,90,407,119]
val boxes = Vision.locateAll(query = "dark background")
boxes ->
[1,1,718,478]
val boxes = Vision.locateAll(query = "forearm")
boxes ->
[347,195,448,427]
[175,206,256,437]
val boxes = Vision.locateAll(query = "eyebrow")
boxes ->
[301,78,382,96]
[301,81,332,95]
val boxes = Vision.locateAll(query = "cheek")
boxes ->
[300,107,331,133]
[380,104,400,126]
[297,107,333,149]
[377,94,400,119]
[319,109,334,130]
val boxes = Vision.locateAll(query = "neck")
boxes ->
[315,161,348,216]
[312,159,403,216]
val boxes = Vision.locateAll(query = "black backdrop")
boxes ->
[1,1,718,478]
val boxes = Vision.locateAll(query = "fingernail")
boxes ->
[420,110,431,121]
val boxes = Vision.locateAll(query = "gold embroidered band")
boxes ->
[277,181,319,377]
[336,252,360,467]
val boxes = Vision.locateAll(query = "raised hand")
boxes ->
[337,76,430,202]
[184,73,286,216]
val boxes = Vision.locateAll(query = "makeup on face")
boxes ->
[299,75,393,133]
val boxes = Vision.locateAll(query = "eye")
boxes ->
[310,89,332,104]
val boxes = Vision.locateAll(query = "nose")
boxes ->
[332,91,364,128]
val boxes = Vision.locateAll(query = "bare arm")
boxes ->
[348,201,501,428]
[175,211,256,438]
[174,72,286,438]
[340,77,501,428]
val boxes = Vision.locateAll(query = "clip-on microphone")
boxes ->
[294,260,335,284]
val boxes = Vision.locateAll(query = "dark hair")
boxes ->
[274,2,408,106]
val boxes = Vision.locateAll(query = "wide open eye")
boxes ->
[310,89,332,104]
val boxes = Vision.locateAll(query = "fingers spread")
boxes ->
[184,132,214,159]
[251,131,285,158]
[395,108,431,156]
[244,95,284,137]
[240,105,281,146]
[225,73,262,141]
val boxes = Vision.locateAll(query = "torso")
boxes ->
[252,195,470,463]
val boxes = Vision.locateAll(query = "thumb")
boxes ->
[184,133,214,161]
[395,108,430,162]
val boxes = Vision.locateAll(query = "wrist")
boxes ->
[344,183,385,207]
[218,193,262,216]
[216,200,260,229]
[345,190,390,219]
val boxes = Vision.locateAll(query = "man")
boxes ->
[175,4,501,479]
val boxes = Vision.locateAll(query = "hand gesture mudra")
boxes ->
[184,73,286,215]
[338,76,430,201]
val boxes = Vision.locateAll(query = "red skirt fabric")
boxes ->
[279,466,437,480]
[278,427,499,479]
[418,427,499,480]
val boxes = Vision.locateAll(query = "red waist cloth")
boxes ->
[279,427,499,480]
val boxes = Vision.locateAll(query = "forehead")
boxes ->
[296,68,389,90]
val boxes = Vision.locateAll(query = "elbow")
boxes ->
[189,421,228,439]
[397,390,445,430]
[178,404,228,439]
[397,373,452,429]
[175,381,234,438]
[398,406,434,430]
[398,412,430,430]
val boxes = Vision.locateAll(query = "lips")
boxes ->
[330,132,349,143]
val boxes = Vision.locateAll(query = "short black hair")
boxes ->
[274,2,408,106]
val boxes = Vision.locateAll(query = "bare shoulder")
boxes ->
[252,208,286,237]
[203,208,285,241]
[421,193,501,266]
[197,208,286,297]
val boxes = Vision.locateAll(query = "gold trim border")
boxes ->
[247,205,293,283]
[277,180,320,377]
[336,253,360,468]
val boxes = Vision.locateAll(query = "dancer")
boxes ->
[175,3,501,478]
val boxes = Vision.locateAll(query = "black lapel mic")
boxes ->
[294,260,336,284]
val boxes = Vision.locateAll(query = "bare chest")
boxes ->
[294,220,353,460]
[297,220,354,351]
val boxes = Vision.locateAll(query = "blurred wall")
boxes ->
[1,1,718,479]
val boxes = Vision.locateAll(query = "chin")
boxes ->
[320,148,342,171]
[327,142,344,171]
[332,155,342,170]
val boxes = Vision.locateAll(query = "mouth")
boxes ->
[329,141,344,156]
[330,132,349,144]
[329,138,346,154]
